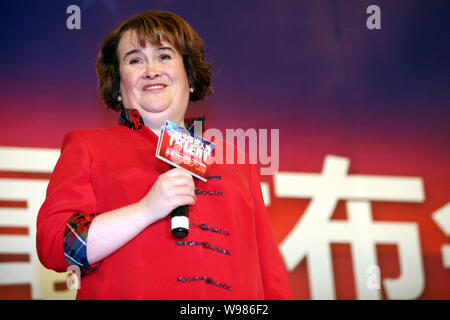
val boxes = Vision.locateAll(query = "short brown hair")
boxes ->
[96,11,213,111]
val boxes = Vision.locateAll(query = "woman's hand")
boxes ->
[86,167,196,265]
[138,167,197,222]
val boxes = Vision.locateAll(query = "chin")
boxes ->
[140,103,170,113]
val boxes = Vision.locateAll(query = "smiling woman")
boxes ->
[116,30,190,131]
[36,10,292,300]
[96,11,213,114]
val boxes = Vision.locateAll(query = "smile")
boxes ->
[143,84,167,91]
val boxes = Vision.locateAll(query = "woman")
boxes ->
[36,10,292,299]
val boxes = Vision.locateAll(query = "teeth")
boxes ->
[145,85,165,90]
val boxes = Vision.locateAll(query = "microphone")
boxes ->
[171,205,189,239]
[156,120,215,239]
[170,165,189,238]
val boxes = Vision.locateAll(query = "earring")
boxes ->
[117,95,122,102]
[189,87,194,93]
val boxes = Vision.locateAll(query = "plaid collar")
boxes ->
[119,108,206,134]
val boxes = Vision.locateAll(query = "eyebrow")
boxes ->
[158,46,175,53]
[123,47,176,60]
[123,49,141,60]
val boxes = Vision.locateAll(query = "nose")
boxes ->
[143,60,161,79]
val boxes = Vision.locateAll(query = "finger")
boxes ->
[171,186,197,199]
[168,175,195,189]
[174,195,196,207]
[166,167,193,179]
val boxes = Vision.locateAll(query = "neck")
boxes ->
[119,107,189,135]
[141,115,187,137]
[143,117,186,132]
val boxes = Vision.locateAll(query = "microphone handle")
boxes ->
[169,166,189,238]
[171,205,189,238]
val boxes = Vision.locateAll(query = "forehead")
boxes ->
[117,29,176,56]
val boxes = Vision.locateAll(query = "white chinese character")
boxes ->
[0,147,76,300]
[274,155,425,300]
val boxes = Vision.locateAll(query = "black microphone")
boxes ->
[170,165,189,238]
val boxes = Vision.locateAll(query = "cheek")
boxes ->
[169,63,189,87]
[119,68,139,90]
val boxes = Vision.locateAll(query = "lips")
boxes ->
[143,83,168,91]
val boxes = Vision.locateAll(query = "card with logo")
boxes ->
[156,120,215,182]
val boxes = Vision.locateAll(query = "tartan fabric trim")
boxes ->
[119,108,144,130]
[184,115,206,134]
[118,108,206,135]
[64,212,100,275]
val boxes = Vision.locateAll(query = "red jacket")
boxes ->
[36,112,292,300]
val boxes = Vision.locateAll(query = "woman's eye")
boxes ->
[159,54,172,60]
[129,58,142,64]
